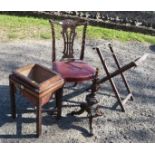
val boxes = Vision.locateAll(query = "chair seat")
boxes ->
[53,60,96,82]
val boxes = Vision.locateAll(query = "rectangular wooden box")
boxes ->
[13,64,63,93]
[11,64,64,105]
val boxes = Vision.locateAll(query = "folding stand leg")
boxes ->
[108,44,134,101]
[96,48,125,112]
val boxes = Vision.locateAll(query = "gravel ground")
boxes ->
[0,39,155,143]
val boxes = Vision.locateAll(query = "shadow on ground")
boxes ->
[0,85,95,139]
[149,45,155,52]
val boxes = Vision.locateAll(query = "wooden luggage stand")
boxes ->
[94,44,148,112]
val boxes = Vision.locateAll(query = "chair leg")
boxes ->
[55,87,63,119]
[9,80,16,119]
[108,44,134,101]
[36,103,42,137]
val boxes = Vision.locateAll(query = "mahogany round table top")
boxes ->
[53,60,96,82]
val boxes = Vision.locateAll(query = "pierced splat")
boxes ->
[61,20,78,59]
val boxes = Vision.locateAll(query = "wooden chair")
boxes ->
[49,19,101,135]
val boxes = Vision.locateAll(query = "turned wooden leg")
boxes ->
[55,87,63,119]
[36,103,42,137]
[9,79,16,119]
